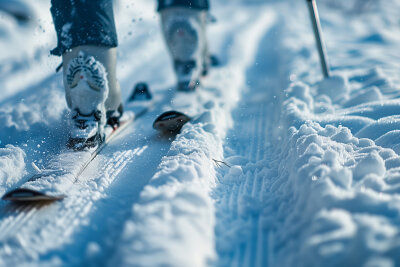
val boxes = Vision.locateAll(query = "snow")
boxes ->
[1,0,400,266]
[0,145,26,195]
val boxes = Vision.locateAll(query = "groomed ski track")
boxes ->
[0,1,282,266]
[3,0,400,266]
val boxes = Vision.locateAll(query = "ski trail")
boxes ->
[0,101,167,263]
[0,1,181,265]
[0,4,171,263]
[108,6,277,267]
[53,110,173,266]
[0,204,40,240]
[0,147,140,263]
[214,4,290,266]
[0,100,173,265]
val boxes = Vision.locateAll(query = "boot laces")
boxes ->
[72,109,102,130]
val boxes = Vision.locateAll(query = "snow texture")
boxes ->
[0,145,26,195]
[1,0,400,266]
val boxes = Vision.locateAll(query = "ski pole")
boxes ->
[306,0,330,78]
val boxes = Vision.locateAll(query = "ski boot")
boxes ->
[160,7,209,91]
[62,45,122,150]
[106,103,123,130]
[63,51,109,150]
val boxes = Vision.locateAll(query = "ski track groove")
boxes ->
[0,203,39,241]
[227,96,269,267]
[242,103,268,267]
[0,149,139,262]
[0,149,128,247]
[215,7,289,266]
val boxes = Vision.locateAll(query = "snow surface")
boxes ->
[1,0,400,266]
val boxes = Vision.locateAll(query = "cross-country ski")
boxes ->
[2,83,153,201]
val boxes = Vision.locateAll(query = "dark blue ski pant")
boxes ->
[50,0,210,56]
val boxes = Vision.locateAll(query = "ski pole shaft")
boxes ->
[306,0,330,78]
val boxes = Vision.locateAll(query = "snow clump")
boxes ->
[0,145,26,195]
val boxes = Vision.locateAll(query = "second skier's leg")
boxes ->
[158,0,210,91]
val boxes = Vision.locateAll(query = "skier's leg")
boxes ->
[158,0,210,91]
[51,0,122,114]
[50,0,122,149]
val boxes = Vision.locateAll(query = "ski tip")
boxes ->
[2,188,64,202]
[129,82,152,102]
[153,110,191,133]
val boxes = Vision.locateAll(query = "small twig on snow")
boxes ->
[212,159,231,168]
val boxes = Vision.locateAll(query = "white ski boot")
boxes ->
[160,7,209,91]
[64,51,109,150]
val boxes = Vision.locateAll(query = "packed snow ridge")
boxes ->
[1,0,400,266]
